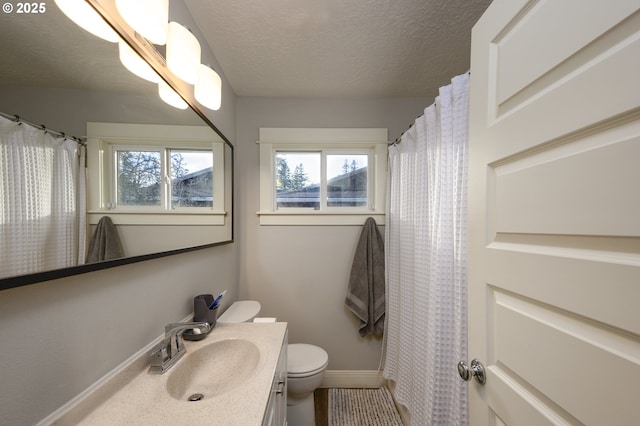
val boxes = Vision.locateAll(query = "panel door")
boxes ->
[468,0,640,424]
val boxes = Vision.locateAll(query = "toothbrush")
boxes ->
[209,290,227,309]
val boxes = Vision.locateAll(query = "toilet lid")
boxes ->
[217,301,261,323]
[287,344,328,375]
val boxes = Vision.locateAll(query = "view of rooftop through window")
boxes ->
[116,149,213,208]
[275,152,368,209]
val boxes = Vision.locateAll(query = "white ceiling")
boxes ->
[0,1,492,100]
[184,0,493,98]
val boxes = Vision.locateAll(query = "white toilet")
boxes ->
[286,343,328,426]
[217,301,329,426]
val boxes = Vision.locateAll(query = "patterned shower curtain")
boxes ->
[0,115,87,278]
[383,73,469,426]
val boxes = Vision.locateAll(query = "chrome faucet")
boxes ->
[149,322,211,374]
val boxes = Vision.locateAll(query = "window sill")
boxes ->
[88,211,227,226]
[257,211,384,226]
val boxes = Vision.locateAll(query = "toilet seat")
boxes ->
[287,344,328,378]
[217,301,261,323]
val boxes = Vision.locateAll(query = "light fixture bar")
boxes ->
[115,0,168,45]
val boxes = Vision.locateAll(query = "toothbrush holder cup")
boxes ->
[193,294,218,328]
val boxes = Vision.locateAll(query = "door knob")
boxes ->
[457,359,486,385]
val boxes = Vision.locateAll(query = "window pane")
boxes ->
[116,150,161,206]
[326,154,368,207]
[170,150,214,208]
[275,152,320,209]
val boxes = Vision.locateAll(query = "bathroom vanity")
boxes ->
[51,323,288,426]
[263,336,288,426]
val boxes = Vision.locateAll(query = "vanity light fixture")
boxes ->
[158,80,189,110]
[115,0,169,45]
[166,22,201,85]
[195,64,222,110]
[54,0,119,42]
[118,40,161,83]
[56,1,221,112]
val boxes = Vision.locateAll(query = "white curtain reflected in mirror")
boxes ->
[0,115,86,279]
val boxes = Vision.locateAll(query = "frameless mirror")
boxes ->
[0,3,233,290]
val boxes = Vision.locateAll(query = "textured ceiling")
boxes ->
[0,0,492,99]
[0,5,142,93]
[184,0,493,98]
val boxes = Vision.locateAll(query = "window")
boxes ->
[87,123,226,226]
[259,128,387,225]
[275,150,371,209]
[112,146,214,210]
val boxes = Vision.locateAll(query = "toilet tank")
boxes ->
[217,300,261,323]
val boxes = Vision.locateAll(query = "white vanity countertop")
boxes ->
[55,322,287,426]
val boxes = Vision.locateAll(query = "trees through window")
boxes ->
[274,151,369,209]
[113,147,214,210]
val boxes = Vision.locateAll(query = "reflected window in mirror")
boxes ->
[110,146,216,210]
[87,122,226,229]
[85,122,229,261]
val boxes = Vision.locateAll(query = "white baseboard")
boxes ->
[319,370,385,388]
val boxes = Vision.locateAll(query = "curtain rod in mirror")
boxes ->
[0,112,87,145]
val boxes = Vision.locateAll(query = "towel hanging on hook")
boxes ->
[344,217,386,337]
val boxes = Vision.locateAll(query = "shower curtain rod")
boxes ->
[389,116,418,146]
[0,112,87,145]
[390,70,471,146]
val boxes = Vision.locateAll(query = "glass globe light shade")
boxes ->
[195,64,222,110]
[158,81,188,110]
[54,0,119,42]
[166,22,201,84]
[118,40,161,83]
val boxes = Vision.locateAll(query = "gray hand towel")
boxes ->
[86,216,124,263]
[345,217,385,337]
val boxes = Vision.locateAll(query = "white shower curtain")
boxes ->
[0,115,87,278]
[383,73,469,426]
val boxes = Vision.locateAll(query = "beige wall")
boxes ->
[236,97,432,370]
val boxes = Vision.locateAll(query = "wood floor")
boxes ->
[313,388,329,426]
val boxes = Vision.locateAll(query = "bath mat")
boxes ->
[328,387,403,426]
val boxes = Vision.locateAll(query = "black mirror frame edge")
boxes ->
[0,0,234,291]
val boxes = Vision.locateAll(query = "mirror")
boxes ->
[0,2,233,290]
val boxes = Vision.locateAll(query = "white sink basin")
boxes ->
[166,338,261,401]
[63,323,287,425]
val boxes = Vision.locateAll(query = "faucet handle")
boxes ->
[149,342,169,370]
[148,322,211,374]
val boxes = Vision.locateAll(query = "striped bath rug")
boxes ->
[328,387,403,426]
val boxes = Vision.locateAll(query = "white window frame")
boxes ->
[87,122,226,226]
[258,128,387,225]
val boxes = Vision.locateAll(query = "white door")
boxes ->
[467,0,640,424]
